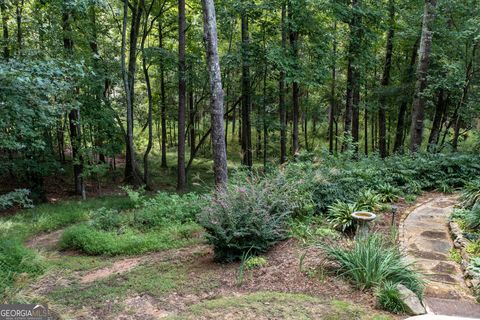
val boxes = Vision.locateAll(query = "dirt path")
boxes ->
[400,195,480,318]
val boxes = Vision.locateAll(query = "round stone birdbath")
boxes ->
[352,211,376,240]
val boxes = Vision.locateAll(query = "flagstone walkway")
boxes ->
[400,195,480,318]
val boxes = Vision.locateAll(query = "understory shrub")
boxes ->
[197,179,292,262]
[376,281,407,314]
[322,233,423,296]
[90,207,126,232]
[327,201,362,232]
[375,183,402,203]
[0,189,34,210]
[461,179,480,209]
[134,192,204,229]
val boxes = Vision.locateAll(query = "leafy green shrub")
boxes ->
[134,192,204,229]
[376,183,402,203]
[322,233,423,296]
[197,180,291,262]
[0,189,34,210]
[90,207,126,232]
[120,185,146,208]
[59,223,199,255]
[327,201,361,232]
[0,239,46,296]
[466,206,480,230]
[376,281,407,314]
[467,257,480,278]
[244,256,268,270]
[356,189,381,211]
[461,179,480,209]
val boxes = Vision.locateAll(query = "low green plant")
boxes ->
[356,189,381,211]
[327,201,361,232]
[376,183,402,203]
[468,257,480,277]
[376,281,407,314]
[90,207,126,232]
[466,206,480,230]
[244,256,268,270]
[120,185,146,208]
[449,248,462,264]
[197,180,291,262]
[0,189,34,210]
[461,179,480,209]
[322,233,423,296]
[466,241,480,256]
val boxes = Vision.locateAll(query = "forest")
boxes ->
[1,0,480,318]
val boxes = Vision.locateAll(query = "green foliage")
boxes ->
[134,192,204,229]
[90,207,126,232]
[322,234,423,296]
[461,179,480,209]
[449,248,462,263]
[327,201,361,232]
[59,223,200,256]
[375,282,407,314]
[0,189,33,210]
[468,257,480,277]
[244,256,268,270]
[376,183,402,203]
[356,189,381,211]
[121,186,146,208]
[197,179,291,262]
[0,239,46,297]
[465,206,480,230]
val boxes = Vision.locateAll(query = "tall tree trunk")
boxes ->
[202,0,228,188]
[409,0,437,152]
[177,0,187,190]
[328,22,337,154]
[241,3,252,167]
[289,0,300,155]
[1,0,9,60]
[189,90,195,157]
[379,0,395,158]
[427,88,446,151]
[123,0,143,185]
[63,3,84,197]
[141,6,153,186]
[393,39,419,153]
[279,1,287,163]
[15,0,23,53]
[158,20,168,168]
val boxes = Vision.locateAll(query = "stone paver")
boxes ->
[400,195,480,318]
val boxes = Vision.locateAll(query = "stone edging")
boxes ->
[449,221,480,290]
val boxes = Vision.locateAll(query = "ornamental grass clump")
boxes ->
[322,233,423,297]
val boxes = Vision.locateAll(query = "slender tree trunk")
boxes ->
[241,3,252,167]
[393,38,419,153]
[189,90,195,157]
[379,0,395,158]
[123,0,143,185]
[279,1,287,163]
[409,0,437,152]
[328,22,337,154]
[289,0,300,155]
[1,0,9,60]
[427,88,446,151]
[202,0,228,188]
[15,0,23,53]
[177,0,187,190]
[158,21,168,168]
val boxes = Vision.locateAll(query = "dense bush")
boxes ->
[197,179,292,262]
[327,201,361,232]
[461,179,480,210]
[0,189,34,210]
[322,234,423,296]
[134,192,204,229]
[90,207,126,232]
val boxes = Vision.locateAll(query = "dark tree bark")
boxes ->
[123,0,143,185]
[328,22,337,154]
[288,0,300,155]
[189,90,195,157]
[15,0,23,52]
[63,3,84,197]
[202,0,228,188]
[378,0,395,158]
[279,1,287,163]
[409,0,437,152]
[1,0,9,60]
[177,0,187,191]
[427,88,446,151]
[393,38,418,153]
[158,20,168,168]
[241,2,252,168]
